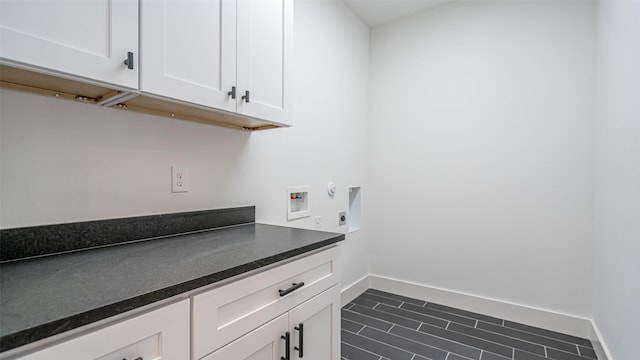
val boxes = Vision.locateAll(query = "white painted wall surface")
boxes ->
[593,1,640,358]
[368,1,596,317]
[0,0,370,288]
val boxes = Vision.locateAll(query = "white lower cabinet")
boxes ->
[15,299,190,360]
[7,246,340,360]
[202,285,341,360]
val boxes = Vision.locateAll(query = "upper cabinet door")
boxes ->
[140,0,236,112]
[236,0,293,126]
[0,0,138,89]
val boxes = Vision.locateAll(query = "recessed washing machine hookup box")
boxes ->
[287,186,310,220]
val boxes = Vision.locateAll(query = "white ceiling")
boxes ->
[344,0,452,28]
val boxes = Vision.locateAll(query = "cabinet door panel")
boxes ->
[140,0,236,111]
[0,0,138,89]
[237,0,292,126]
[289,285,341,360]
[201,313,288,360]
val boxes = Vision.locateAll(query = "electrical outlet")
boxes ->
[171,166,189,193]
[339,212,346,226]
[314,216,322,229]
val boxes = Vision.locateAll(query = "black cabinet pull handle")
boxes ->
[281,331,290,360]
[295,323,304,357]
[123,52,134,70]
[241,90,250,103]
[122,357,142,360]
[278,282,304,297]
[228,86,236,99]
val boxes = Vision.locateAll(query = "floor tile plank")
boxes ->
[342,318,366,333]
[578,346,597,359]
[401,303,477,327]
[375,303,449,328]
[342,309,393,332]
[390,325,482,360]
[546,348,597,360]
[448,322,545,356]
[418,323,514,358]
[342,329,415,360]
[477,321,579,354]
[359,326,449,360]
[366,289,427,306]
[342,341,382,360]
[358,292,404,307]
[349,304,422,330]
[503,321,592,348]
[425,302,503,325]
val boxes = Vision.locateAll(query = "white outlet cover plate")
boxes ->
[172,166,189,193]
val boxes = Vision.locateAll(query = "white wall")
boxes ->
[593,1,640,358]
[368,1,596,317]
[0,0,370,288]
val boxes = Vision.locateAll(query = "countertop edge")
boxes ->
[0,233,345,353]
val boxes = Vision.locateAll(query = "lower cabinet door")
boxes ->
[288,285,341,360]
[201,313,289,360]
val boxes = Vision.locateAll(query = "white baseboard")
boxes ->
[590,320,613,360]
[340,274,370,305]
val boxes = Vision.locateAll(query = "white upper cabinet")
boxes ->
[0,0,139,89]
[140,0,293,127]
[236,0,293,126]
[140,0,236,112]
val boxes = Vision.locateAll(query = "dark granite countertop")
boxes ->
[0,223,344,353]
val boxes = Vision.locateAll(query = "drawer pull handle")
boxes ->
[295,322,304,357]
[281,331,290,360]
[228,86,236,99]
[123,51,134,70]
[278,282,305,297]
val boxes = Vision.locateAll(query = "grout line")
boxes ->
[502,319,505,326]
[512,347,515,359]
[446,321,451,330]
[475,319,478,328]
[400,301,406,308]
[445,352,450,360]
[356,325,365,335]
[545,346,548,357]
[388,324,395,333]
[576,344,580,355]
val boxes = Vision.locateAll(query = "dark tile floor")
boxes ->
[341,289,597,360]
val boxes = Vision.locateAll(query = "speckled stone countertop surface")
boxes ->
[0,223,344,352]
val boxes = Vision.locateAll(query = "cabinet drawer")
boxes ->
[192,246,340,359]
[16,300,189,360]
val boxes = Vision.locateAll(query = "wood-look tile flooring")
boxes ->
[341,289,597,360]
